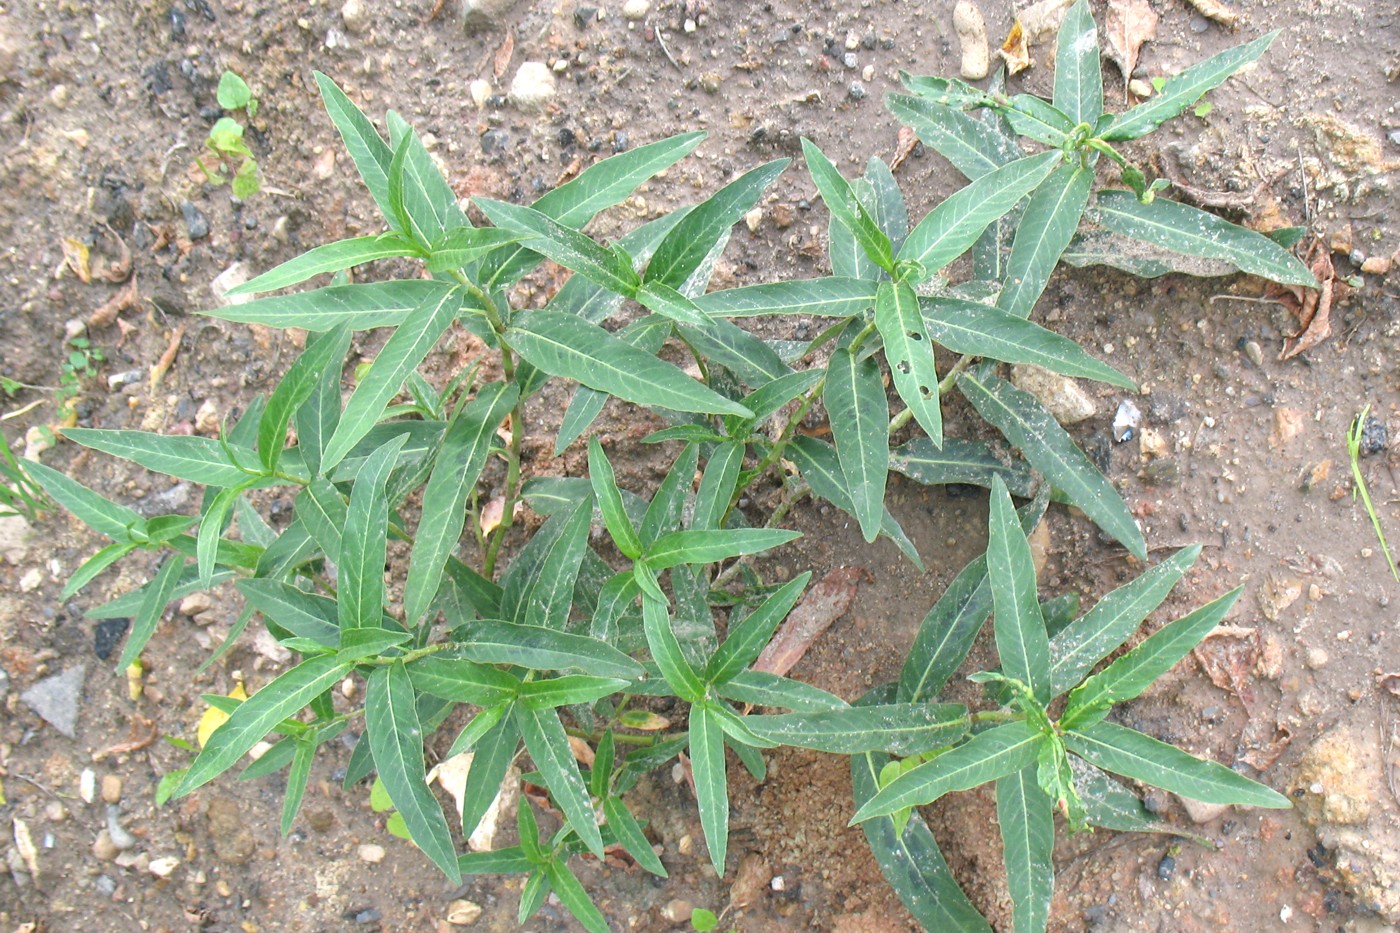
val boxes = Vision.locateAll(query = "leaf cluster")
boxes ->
[199,71,261,199]
[32,8,1307,931]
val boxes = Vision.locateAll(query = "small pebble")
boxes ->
[92,831,120,862]
[952,1,990,80]
[1243,340,1264,367]
[862,64,874,81]
[1128,78,1154,97]
[508,62,556,111]
[661,898,694,923]
[340,0,369,33]
[744,207,763,233]
[101,774,123,804]
[446,899,483,925]
[181,201,210,240]
[842,52,858,69]
[354,908,382,925]
[79,769,97,804]
[149,856,180,878]
[1305,647,1329,670]
[358,843,386,864]
[622,0,649,20]
[1156,854,1176,880]
[848,81,866,100]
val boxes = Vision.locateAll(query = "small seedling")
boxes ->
[198,70,262,199]
[1348,403,1398,581]
[56,337,104,413]
[0,430,51,524]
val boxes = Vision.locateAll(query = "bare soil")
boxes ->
[2,1,1398,931]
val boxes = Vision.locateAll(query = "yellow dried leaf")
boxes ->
[997,20,1031,75]
[197,681,248,748]
[62,237,91,283]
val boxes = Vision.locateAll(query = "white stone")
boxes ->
[952,1,989,80]
[210,262,252,307]
[469,79,492,109]
[341,0,369,33]
[149,856,180,878]
[622,0,650,20]
[358,843,386,863]
[0,514,31,564]
[509,62,556,111]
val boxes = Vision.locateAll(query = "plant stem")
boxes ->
[972,709,1023,725]
[712,484,811,589]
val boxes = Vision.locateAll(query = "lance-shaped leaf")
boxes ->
[179,653,353,796]
[694,277,877,319]
[64,429,263,488]
[460,620,643,680]
[746,703,968,756]
[514,703,605,857]
[500,497,592,630]
[676,318,788,387]
[988,477,1053,704]
[407,655,519,707]
[294,337,345,477]
[866,157,910,253]
[588,438,643,558]
[404,382,518,625]
[115,554,185,672]
[1052,0,1102,127]
[65,542,138,599]
[727,370,822,435]
[829,176,883,281]
[25,460,144,543]
[1062,587,1241,727]
[339,435,406,632]
[647,158,789,288]
[258,325,352,474]
[887,92,1018,181]
[321,287,461,471]
[295,477,345,557]
[314,73,396,227]
[424,227,523,273]
[1048,544,1200,696]
[852,720,1047,822]
[997,766,1055,933]
[506,309,750,416]
[207,280,453,332]
[705,573,810,684]
[1071,757,1211,841]
[853,745,992,932]
[996,162,1094,320]
[280,738,317,836]
[801,138,894,274]
[959,371,1146,559]
[481,131,706,288]
[385,111,467,245]
[691,442,743,532]
[557,317,671,454]
[517,674,632,709]
[643,528,800,571]
[922,297,1133,388]
[603,795,668,877]
[1064,721,1290,808]
[1102,31,1279,142]
[899,151,1060,278]
[788,435,923,568]
[196,485,245,586]
[231,237,421,297]
[890,437,1036,497]
[640,442,699,546]
[715,669,847,711]
[1001,95,1074,146]
[544,859,611,933]
[826,347,888,543]
[642,595,705,702]
[1091,191,1316,287]
[460,711,520,836]
[475,198,640,296]
[636,279,713,327]
[690,702,730,874]
[877,279,943,445]
[366,662,462,882]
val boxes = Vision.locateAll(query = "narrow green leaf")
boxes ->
[366,663,462,882]
[506,310,750,417]
[385,111,467,245]
[688,442,740,531]
[829,176,882,280]
[179,654,352,796]
[294,335,345,477]
[476,198,639,296]
[639,443,699,547]
[988,478,1052,703]
[1064,721,1290,808]
[705,576,809,682]
[788,435,923,568]
[648,159,789,288]
[865,157,910,252]
[603,797,668,877]
[690,703,730,874]
[275,739,318,837]
[589,438,643,559]
[1102,32,1278,142]
[801,138,894,273]
[852,740,992,931]
[115,555,185,672]
[1049,545,1200,697]
[1063,587,1241,727]
[636,279,713,327]
[339,435,406,633]
[958,371,1146,558]
[424,227,523,273]
[458,710,520,836]
[887,92,1019,181]
[1052,0,1102,126]
[731,371,822,433]
[64,541,138,599]
[461,619,644,680]
[314,73,396,226]
[876,280,942,445]
[64,429,262,488]
[458,846,532,875]
[337,626,410,661]
[890,437,1036,497]
[408,655,519,707]
[676,317,789,387]
[851,721,1046,822]
[517,674,631,709]
[899,151,1060,279]
[404,382,517,625]
[1071,757,1210,841]
[556,317,670,454]
[257,325,352,475]
[295,477,345,557]
[233,580,341,647]
[643,528,800,570]
[1092,191,1317,287]
[25,460,144,543]
[694,277,877,319]
[501,497,592,630]
[207,280,453,332]
[997,767,1055,933]
[745,703,968,756]
[196,485,244,586]
[826,347,888,542]
[544,860,611,933]
[590,571,640,645]
[514,704,605,857]
[322,288,461,471]
[232,238,420,297]
[1001,95,1074,146]
[716,669,847,712]
[642,595,704,702]
[996,163,1094,319]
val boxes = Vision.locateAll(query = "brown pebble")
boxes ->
[306,808,335,833]
[1361,255,1391,275]
[101,774,123,804]
[661,898,694,923]
[93,830,120,861]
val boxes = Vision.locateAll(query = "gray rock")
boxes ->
[509,62,556,111]
[0,513,30,563]
[20,665,87,738]
[181,201,210,240]
[461,0,520,32]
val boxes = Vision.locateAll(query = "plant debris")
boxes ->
[753,566,870,677]
[1277,240,1349,360]
[1103,0,1159,84]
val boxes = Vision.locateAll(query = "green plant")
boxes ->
[0,430,50,524]
[198,70,261,199]
[31,3,1312,928]
[1348,403,1398,581]
[57,336,104,412]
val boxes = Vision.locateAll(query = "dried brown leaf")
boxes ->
[62,237,92,283]
[890,125,918,173]
[1193,625,1260,705]
[996,19,1031,75]
[493,32,515,81]
[752,566,871,677]
[1183,0,1238,28]
[1104,0,1159,82]
[88,274,140,328]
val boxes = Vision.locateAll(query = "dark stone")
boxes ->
[557,126,577,149]
[1156,854,1176,880]
[573,5,596,29]
[93,619,130,661]
[1360,413,1387,456]
[479,128,509,155]
[169,6,186,39]
[181,201,210,240]
[611,131,629,153]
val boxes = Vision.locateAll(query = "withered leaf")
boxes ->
[1104,0,1160,83]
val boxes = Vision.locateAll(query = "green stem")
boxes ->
[712,484,811,589]
[972,709,1023,725]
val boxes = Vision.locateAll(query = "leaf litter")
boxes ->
[1104,0,1159,85]
[752,566,871,677]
